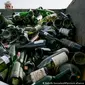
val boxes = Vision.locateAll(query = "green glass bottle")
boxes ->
[38,48,69,68]
[0,14,13,29]
[26,24,42,35]
[9,51,25,85]
[0,55,10,72]
[38,13,57,25]
[34,68,70,85]
[59,63,81,81]
[44,52,68,75]
[24,67,50,85]
[8,44,16,64]
[37,7,55,18]
[0,68,8,81]
[10,61,25,85]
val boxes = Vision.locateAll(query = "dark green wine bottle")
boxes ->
[34,68,70,85]
[60,38,85,52]
[38,48,69,68]
[39,31,85,52]
[17,40,46,50]
[59,63,81,81]
[24,66,59,85]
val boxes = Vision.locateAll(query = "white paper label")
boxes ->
[1,55,10,64]
[30,68,46,82]
[59,28,70,36]
[52,52,68,66]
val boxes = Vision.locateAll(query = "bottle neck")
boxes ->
[53,68,70,80]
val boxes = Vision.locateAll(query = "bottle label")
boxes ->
[1,55,10,64]
[59,28,70,36]
[52,52,68,66]
[30,68,46,82]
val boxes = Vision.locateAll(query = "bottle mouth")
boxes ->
[12,78,19,85]
[2,30,11,39]
[54,19,62,27]
[73,52,85,65]
[70,74,79,81]
[63,19,71,28]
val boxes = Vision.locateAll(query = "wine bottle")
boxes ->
[54,19,63,28]
[39,31,59,50]
[9,61,25,85]
[37,7,54,18]
[72,52,85,65]
[1,30,11,40]
[37,48,69,68]
[12,12,29,25]
[59,63,81,81]
[0,55,10,72]
[0,14,13,29]
[17,35,29,45]
[39,31,85,52]
[24,67,51,85]
[34,68,70,85]
[8,44,16,64]
[17,40,46,50]
[0,68,8,81]
[25,25,42,35]
[42,25,56,37]
[38,13,57,25]
[60,38,85,52]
